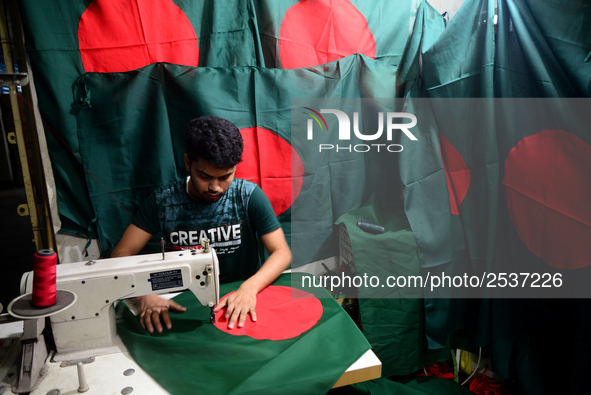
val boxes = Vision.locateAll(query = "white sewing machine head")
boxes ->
[21,248,219,361]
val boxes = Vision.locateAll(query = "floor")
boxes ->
[0,187,36,312]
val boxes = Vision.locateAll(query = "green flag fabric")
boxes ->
[398,1,448,87]
[117,273,371,395]
[18,0,264,236]
[73,56,398,261]
[491,2,591,394]
[335,195,449,377]
[253,0,417,69]
[397,1,591,394]
[17,1,591,393]
[522,0,591,97]
[397,0,498,349]
[18,0,417,240]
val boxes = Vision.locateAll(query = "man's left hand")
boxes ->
[213,284,257,329]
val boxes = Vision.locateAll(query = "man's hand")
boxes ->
[213,284,257,329]
[135,294,187,333]
[212,227,291,329]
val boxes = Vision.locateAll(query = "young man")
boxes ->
[111,116,291,333]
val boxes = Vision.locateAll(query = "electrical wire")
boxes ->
[461,346,482,386]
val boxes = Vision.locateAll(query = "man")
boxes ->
[111,116,291,333]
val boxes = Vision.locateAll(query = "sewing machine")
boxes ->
[5,245,219,392]
[1,250,381,394]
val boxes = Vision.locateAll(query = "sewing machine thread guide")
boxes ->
[160,238,166,260]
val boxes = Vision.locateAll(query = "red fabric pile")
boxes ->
[418,362,455,380]
[468,369,507,395]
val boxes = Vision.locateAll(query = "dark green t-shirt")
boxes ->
[135,178,280,283]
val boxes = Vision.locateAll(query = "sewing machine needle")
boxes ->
[210,307,216,324]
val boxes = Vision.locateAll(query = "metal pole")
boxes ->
[9,0,57,251]
[0,0,43,249]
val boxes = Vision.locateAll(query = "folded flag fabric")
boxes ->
[117,273,371,395]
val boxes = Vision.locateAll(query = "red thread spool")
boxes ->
[32,249,57,307]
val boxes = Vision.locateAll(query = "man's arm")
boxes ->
[213,227,291,329]
[111,224,187,333]
[110,224,153,257]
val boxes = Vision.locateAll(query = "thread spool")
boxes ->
[356,221,385,235]
[32,249,57,307]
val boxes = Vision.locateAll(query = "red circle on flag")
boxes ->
[79,0,199,73]
[214,286,323,340]
[503,130,591,269]
[439,133,470,215]
[236,127,304,216]
[278,0,376,69]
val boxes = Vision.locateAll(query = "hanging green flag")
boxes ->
[73,56,398,261]
[397,2,591,394]
[335,195,450,377]
[18,0,419,239]
[254,0,418,69]
[487,2,591,393]
[522,0,591,97]
[18,0,261,235]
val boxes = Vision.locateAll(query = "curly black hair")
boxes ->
[185,116,243,168]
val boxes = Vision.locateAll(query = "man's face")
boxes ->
[184,154,236,204]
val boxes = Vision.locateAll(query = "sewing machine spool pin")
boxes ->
[160,237,166,260]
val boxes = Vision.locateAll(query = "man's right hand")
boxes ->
[135,294,187,334]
